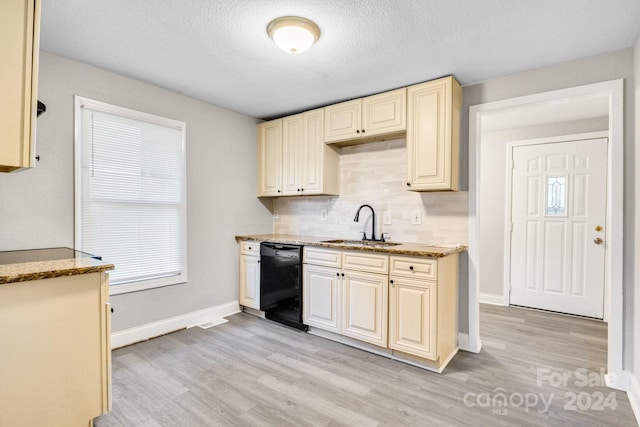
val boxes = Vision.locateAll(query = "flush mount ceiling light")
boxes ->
[267,16,320,54]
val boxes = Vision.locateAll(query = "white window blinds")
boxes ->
[75,97,186,293]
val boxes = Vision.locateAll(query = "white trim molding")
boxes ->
[468,79,627,387]
[458,332,482,353]
[111,301,240,349]
[627,373,640,423]
[479,293,508,306]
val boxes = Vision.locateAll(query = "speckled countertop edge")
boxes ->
[235,234,467,258]
[0,258,115,285]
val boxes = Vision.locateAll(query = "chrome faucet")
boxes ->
[354,204,383,241]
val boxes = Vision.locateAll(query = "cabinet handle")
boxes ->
[301,188,304,192]
[341,273,345,277]
[248,246,252,250]
[406,182,411,187]
[336,272,340,277]
[390,280,394,284]
[356,129,360,134]
[409,266,414,270]
[257,260,260,263]
[277,189,281,193]
[361,129,365,134]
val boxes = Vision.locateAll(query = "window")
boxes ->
[546,175,567,217]
[75,97,186,295]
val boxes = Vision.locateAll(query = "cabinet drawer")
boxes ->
[342,251,388,274]
[240,241,261,256]
[304,247,342,268]
[389,256,437,280]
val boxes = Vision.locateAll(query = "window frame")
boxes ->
[74,96,187,295]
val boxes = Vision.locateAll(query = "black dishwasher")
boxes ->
[260,242,307,331]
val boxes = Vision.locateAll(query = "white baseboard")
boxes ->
[458,332,482,353]
[479,292,508,306]
[111,300,240,349]
[605,369,631,391]
[627,372,640,423]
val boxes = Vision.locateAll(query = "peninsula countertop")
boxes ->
[0,248,115,285]
[235,234,466,258]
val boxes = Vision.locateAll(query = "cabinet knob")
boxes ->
[301,188,304,192]
[361,129,365,134]
[257,260,260,263]
[409,266,414,270]
[356,129,360,134]
[336,272,340,277]
[277,189,281,193]
[390,280,394,284]
[406,182,411,187]
[341,273,345,277]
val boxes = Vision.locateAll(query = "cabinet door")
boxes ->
[301,108,324,194]
[239,255,260,309]
[0,0,40,172]
[324,99,361,143]
[389,276,437,360]
[362,88,406,137]
[303,264,341,332]
[406,77,460,191]
[257,119,282,196]
[281,114,303,195]
[342,270,388,347]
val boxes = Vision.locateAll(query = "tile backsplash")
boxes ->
[273,139,468,245]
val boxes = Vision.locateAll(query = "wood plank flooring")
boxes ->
[95,305,638,426]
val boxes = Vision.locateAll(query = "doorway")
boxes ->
[467,79,626,389]
[507,135,608,319]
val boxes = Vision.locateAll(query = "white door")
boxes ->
[509,138,607,318]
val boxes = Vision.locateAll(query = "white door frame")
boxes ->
[468,79,627,390]
[504,132,609,320]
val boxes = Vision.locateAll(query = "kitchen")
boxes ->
[1,1,640,426]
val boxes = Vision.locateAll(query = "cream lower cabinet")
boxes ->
[0,272,111,426]
[388,254,458,366]
[239,241,260,309]
[0,0,41,172]
[303,248,388,347]
[406,76,461,191]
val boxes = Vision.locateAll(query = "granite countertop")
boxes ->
[0,248,115,285]
[235,234,466,258]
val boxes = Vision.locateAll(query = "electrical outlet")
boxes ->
[273,210,279,222]
[412,210,422,225]
[383,211,392,225]
[320,210,328,221]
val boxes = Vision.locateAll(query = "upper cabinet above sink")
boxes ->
[324,88,406,145]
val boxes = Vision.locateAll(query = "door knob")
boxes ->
[594,237,604,245]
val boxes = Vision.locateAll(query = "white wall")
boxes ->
[479,118,609,300]
[273,138,468,245]
[0,52,273,332]
[632,34,640,411]
[460,49,635,344]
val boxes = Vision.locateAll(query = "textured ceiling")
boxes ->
[40,0,640,120]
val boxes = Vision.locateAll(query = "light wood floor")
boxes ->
[95,305,638,426]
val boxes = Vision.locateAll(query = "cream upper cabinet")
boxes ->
[257,109,339,197]
[324,88,406,144]
[388,254,459,366]
[257,119,282,196]
[239,242,261,310]
[0,0,41,172]
[406,76,461,191]
[281,114,303,195]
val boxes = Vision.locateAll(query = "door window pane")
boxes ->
[546,176,567,216]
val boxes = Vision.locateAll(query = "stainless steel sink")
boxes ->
[320,239,401,247]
